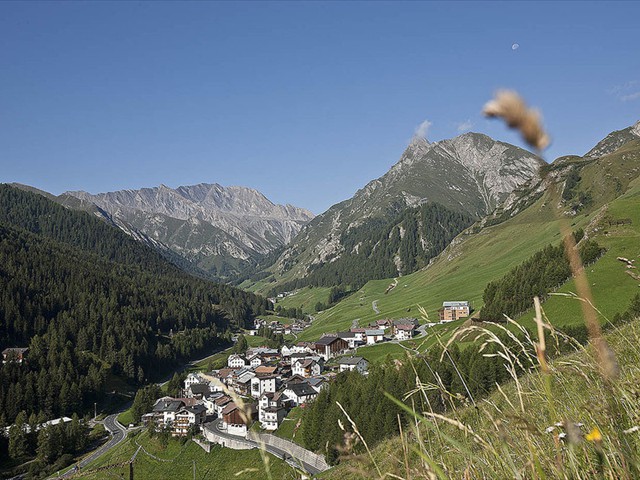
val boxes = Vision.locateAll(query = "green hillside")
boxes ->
[321,308,640,479]
[74,430,299,480]
[298,139,640,345]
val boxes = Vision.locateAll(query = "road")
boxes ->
[372,300,380,314]
[208,420,324,476]
[53,414,128,478]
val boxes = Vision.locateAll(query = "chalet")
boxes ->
[221,402,252,436]
[184,372,204,390]
[150,398,185,425]
[364,329,385,345]
[337,356,369,374]
[2,347,28,364]
[394,323,416,341]
[314,336,349,360]
[214,395,233,417]
[173,404,207,436]
[375,319,393,329]
[292,359,322,378]
[248,355,264,368]
[307,377,328,393]
[439,301,470,322]
[203,393,224,415]
[283,382,318,405]
[227,354,247,368]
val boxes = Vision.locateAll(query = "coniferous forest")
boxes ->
[480,229,604,321]
[271,202,473,294]
[0,185,269,426]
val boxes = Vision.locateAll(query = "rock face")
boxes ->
[585,120,640,159]
[263,132,544,285]
[63,183,314,278]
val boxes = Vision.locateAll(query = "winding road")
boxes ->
[54,414,128,478]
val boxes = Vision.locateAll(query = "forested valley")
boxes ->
[0,185,269,428]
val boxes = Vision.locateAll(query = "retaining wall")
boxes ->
[203,426,255,450]
[248,432,330,472]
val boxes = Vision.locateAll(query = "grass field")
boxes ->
[275,286,332,315]
[274,407,305,444]
[77,429,301,479]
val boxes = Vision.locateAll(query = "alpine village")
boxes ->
[2,3,640,480]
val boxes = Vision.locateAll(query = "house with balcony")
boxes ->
[439,301,470,322]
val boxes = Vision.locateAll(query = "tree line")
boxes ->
[270,202,473,295]
[480,229,604,321]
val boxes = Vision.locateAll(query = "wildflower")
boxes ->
[585,427,602,442]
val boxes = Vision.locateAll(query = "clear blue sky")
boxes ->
[1,1,638,214]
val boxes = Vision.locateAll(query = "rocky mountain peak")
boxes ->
[63,183,314,279]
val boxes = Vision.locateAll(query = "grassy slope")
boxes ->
[275,286,332,315]
[298,143,640,351]
[77,430,300,480]
[321,315,640,479]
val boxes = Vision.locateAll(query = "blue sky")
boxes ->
[1,1,638,214]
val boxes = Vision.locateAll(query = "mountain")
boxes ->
[61,183,314,279]
[584,119,640,158]
[252,132,544,291]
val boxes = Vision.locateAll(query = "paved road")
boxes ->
[56,414,128,478]
[208,420,324,476]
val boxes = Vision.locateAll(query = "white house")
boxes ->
[261,406,287,431]
[337,356,369,374]
[394,324,416,341]
[337,332,361,349]
[151,398,185,425]
[173,404,207,437]
[250,375,278,398]
[364,329,385,345]
[292,359,322,378]
[184,373,204,390]
[227,354,247,368]
[249,355,264,368]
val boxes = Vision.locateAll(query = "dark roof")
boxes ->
[395,324,415,331]
[221,402,239,416]
[315,336,345,346]
[182,404,207,415]
[336,332,356,339]
[153,399,184,413]
[286,382,318,397]
[337,356,367,365]
[189,383,210,395]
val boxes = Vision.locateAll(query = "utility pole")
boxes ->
[94,402,97,419]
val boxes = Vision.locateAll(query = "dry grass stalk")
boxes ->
[483,90,550,151]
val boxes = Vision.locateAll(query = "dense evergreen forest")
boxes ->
[0,185,269,427]
[270,203,473,294]
[302,342,516,464]
[480,230,604,321]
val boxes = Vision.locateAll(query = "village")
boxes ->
[138,301,471,446]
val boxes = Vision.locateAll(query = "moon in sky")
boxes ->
[512,43,520,50]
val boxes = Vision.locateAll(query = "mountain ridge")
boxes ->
[61,182,314,279]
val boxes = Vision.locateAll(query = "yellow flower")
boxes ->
[585,427,602,442]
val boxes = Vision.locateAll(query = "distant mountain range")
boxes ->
[57,183,314,279]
